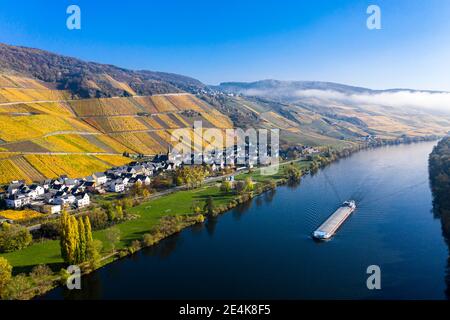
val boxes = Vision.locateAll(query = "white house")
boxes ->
[30,185,45,197]
[6,194,31,209]
[54,195,76,206]
[43,204,62,214]
[93,172,107,185]
[109,181,125,193]
[75,193,90,208]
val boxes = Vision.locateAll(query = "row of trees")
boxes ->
[60,211,95,265]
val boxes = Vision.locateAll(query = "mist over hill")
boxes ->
[215,79,450,114]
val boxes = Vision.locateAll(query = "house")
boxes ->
[136,175,151,185]
[93,172,107,185]
[64,179,78,189]
[54,194,76,207]
[42,204,62,214]
[109,180,125,193]
[75,193,90,208]
[153,153,169,163]
[42,179,52,190]
[83,181,97,193]
[29,184,45,197]
[6,193,31,209]
[7,181,24,196]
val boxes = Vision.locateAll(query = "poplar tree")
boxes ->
[68,216,79,264]
[60,211,79,265]
[77,217,86,263]
[84,216,93,246]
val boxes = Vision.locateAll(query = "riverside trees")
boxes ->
[59,211,94,265]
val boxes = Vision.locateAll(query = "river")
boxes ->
[43,141,450,299]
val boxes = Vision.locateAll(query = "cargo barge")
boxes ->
[313,200,356,240]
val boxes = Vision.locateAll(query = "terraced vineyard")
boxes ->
[0,74,234,184]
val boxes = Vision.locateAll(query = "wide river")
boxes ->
[44,141,450,299]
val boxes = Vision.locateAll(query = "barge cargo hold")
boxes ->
[313,200,356,240]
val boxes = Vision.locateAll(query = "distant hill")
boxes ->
[0,43,206,98]
[209,79,450,147]
[215,79,447,99]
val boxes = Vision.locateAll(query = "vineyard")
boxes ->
[0,75,233,183]
[23,154,125,179]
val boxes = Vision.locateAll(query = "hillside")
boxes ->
[0,43,206,98]
[0,71,233,184]
[212,80,450,144]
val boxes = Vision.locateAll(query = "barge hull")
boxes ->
[313,206,355,239]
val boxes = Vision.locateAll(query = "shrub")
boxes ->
[195,214,205,223]
[88,209,109,230]
[38,220,60,239]
[0,223,32,253]
[220,180,232,193]
[30,265,53,295]
[142,233,155,247]
[128,240,141,254]
[2,274,32,300]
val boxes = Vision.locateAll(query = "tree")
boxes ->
[220,180,232,193]
[285,164,302,182]
[88,208,108,230]
[235,181,246,194]
[0,223,32,253]
[87,239,103,270]
[84,216,93,246]
[76,217,86,263]
[104,203,116,221]
[203,196,215,216]
[115,205,124,221]
[0,257,12,298]
[60,211,79,265]
[191,201,202,214]
[105,227,121,252]
[244,177,255,192]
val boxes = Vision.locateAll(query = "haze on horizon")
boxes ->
[0,0,449,91]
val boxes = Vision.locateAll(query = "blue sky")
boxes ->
[0,0,449,90]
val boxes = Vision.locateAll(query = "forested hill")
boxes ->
[0,43,206,98]
[429,137,450,208]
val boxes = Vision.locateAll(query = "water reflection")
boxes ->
[432,198,450,299]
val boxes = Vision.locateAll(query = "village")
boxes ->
[0,144,320,223]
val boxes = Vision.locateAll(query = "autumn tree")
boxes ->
[0,257,12,298]
[76,217,86,263]
[60,211,79,265]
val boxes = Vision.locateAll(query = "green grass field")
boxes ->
[0,184,240,273]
